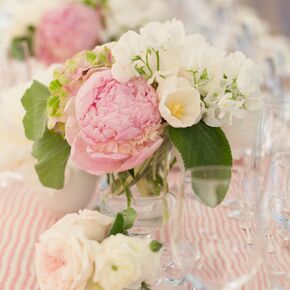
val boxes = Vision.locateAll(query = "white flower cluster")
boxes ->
[35,210,161,290]
[112,20,262,128]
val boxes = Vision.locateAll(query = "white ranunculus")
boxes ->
[158,76,201,128]
[52,210,114,242]
[237,59,261,96]
[93,235,162,290]
[35,227,98,290]
[93,234,143,290]
[136,239,162,286]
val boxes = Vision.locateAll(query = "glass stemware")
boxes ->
[169,165,263,290]
[254,100,290,181]
[257,151,290,290]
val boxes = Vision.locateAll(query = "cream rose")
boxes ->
[35,227,99,290]
[93,234,143,290]
[52,210,114,242]
[157,76,202,128]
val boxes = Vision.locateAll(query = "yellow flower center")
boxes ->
[167,103,184,119]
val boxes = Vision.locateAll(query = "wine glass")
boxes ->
[257,151,290,290]
[169,165,263,290]
[254,99,290,182]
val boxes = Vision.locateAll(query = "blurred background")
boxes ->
[242,0,290,35]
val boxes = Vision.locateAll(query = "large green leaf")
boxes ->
[168,122,232,207]
[32,130,70,189]
[109,207,137,236]
[22,80,50,141]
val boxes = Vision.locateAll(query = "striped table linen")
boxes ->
[0,180,283,290]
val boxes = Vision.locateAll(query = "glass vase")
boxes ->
[99,181,175,237]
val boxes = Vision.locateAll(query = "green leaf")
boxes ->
[128,169,135,179]
[10,26,35,60]
[32,130,70,189]
[149,240,163,252]
[22,81,50,141]
[109,207,137,236]
[168,122,232,207]
[140,282,151,290]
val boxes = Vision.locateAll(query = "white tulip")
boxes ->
[158,76,201,128]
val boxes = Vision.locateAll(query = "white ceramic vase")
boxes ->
[37,160,98,214]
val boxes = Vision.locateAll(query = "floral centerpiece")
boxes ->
[22,20,261,208]
[8,0,169,64]
[35,208,162,290]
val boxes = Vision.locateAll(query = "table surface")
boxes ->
[0,180,280,290]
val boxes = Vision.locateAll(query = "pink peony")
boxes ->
[66,69,163,175]
[35,4,103,65]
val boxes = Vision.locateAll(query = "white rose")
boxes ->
[35,227,99,290]
[158,76,201,128]
[52,210,114,242]
[93,234,143,290]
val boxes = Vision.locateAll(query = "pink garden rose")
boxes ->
[35,4,103,65]
[65,69,163,175]
[35,227,97,290]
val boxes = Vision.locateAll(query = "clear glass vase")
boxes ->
[99,179,175,237]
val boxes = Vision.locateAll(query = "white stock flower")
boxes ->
[112,20,184,83]
[111,19,262,127]
[52,210,114,242]
[236,59,261,96]
[140,20,185,49]
[35,226,98,290]
[223,51,247,81]
[158,76,201,128]
[224,51,261,96]
[93,234,143,290]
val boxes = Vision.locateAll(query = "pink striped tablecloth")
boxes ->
[0,180,282,290]
[0,181,61,290]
